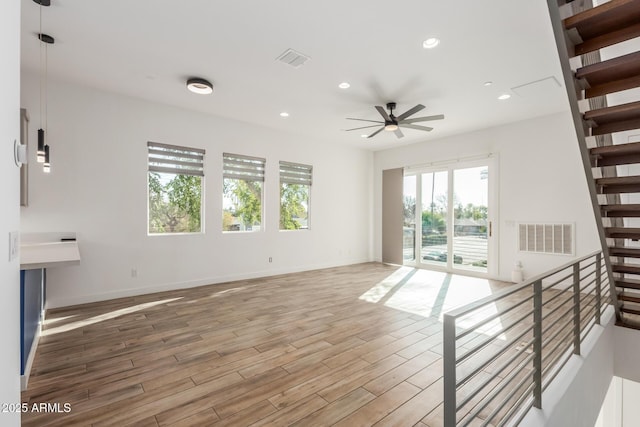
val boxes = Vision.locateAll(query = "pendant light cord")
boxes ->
[45,43,48,135]
[39,2,43,130]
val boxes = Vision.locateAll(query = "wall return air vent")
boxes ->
[518,223,574,255]
[276,48,311,68]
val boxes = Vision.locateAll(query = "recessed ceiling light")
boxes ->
[360,134,368,138]
[338,82,351,89]
[498,94,511,100]
[280,112,290,117]
[484,81,493,86]
[422,37,440,49]
[186,78,213,95]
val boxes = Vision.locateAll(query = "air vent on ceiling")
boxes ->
[276,48,311,68]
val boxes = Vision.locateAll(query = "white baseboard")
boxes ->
[20,320,42,391]
[46,257,372,309]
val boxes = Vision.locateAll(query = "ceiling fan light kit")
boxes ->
[345,101,444,140]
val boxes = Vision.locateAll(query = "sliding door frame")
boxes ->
[404,155,499,278]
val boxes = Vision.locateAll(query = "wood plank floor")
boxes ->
[22,263,510,427]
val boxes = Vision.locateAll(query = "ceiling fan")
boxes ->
[345,102,444,139]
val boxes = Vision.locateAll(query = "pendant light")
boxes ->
[34,0,53,172]
[43,145,51,173]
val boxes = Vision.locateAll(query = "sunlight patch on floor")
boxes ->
[42,314,77,325]
[41,297,183,336]
[361,268,506,338]
[359,266,415,303]
[208,285,258,298]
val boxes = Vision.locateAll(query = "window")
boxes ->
[223,153,265,232]
[147,141,204,234]
[280,161,312,230]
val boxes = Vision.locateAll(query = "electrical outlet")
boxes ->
[131,268,137,278]
[8,232,19,261]
[268,257,272,263]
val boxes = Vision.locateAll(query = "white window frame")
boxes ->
[279,161,312,231]
[147,141,205,235]
[222,152,266,233]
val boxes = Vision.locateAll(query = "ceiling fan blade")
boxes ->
[375,106,391,121]
[395,104,425,121]
[400,124,433,132]
[346,118,385,124]
[394,128,404,139]
[344,124,384,131]
[367,127,385,138]
[400,114,445,124]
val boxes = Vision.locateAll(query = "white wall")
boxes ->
[0,0,22,425]
[613,326,640,383]
[21,74,373,307]
[520,308,615,427]
[373,112,600,281]
[594,376,640,427]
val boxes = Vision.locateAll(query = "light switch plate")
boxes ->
[9,231,19,261]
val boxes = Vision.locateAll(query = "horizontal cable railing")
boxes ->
[443,250,611,426]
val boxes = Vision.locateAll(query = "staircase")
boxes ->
[547,0,640,328]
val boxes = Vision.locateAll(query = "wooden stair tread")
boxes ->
[596,175,640,186]
[619,293,640,304]
[584,100,640,123]
[605,227,640,238]
[576,51,640,98]
[620,304,640,316]
[591,142,640,166]
[585,101,640,136]
[612,262,640,274]
[564,0,640,54]
[615,277,640,290]
[601,204,640,217]
[609,246,640,256]
[602,204,640,211]
[591,141,640,155]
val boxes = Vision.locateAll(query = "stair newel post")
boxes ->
[573,262,582,355]
[596,252,602,325]
[533,279,543,409]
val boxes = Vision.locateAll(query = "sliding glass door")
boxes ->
[420,171,449,269]
[403,159,495,276]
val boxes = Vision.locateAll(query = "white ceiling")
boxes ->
[20,0,570,150]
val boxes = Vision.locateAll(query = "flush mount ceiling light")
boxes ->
[279,112,290,118]
[186,78,213,95]
[498,93,512,100]
[422,37,440,49]
[338,82,351,89]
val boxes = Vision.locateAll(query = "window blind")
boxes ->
[147,141,204,176]
[223,153,266,181]
[280,161,312,185]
